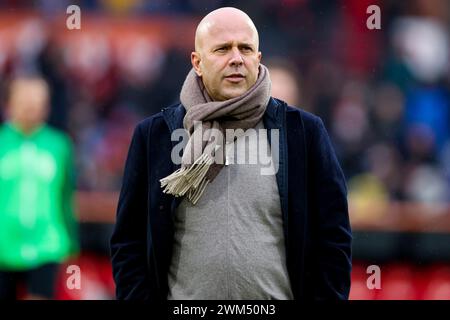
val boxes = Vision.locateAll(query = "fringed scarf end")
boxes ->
[160,152,213,204]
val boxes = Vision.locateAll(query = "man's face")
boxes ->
[192,17,261,101]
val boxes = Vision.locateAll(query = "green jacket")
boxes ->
[0,123,79,270]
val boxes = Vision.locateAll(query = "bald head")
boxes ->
[194,7,259,53]
[191,7,262,101]
[7,77,50,134]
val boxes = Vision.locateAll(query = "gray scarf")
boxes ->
[160,64,271,204]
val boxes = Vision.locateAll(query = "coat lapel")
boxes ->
[263,98,289,242]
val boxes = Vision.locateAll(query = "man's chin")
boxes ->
[222,88,248,100]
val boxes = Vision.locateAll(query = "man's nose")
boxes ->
[229,48,244,66]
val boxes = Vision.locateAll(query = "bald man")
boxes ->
[111,7,351,301]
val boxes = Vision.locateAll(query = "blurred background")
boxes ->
[0,0,449,300]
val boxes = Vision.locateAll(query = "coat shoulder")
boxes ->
[282,101,324,136]
[134,102,182,134]
[135,112,164,133]
[285,104,322,127]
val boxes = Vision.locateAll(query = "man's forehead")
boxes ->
[195,8,259,50]
[197,19,258,49]
[211,24,255,40]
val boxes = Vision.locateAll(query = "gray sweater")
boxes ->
[167,121,293,300]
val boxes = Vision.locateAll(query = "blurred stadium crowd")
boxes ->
[1,0,449,209]
[0,0,449,299]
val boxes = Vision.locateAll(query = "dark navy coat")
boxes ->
[110,97,352,300]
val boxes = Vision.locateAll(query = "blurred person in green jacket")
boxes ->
[0,77,79,299]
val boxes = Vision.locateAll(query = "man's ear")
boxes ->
[258,51,262,63]
[191,52,202,77]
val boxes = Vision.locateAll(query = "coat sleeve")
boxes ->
[110,122,151,300]
[309,116,352,300]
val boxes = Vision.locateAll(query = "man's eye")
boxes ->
[241,47,253,52]
[216,47,227,52]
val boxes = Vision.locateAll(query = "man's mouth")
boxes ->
[225,73,245,83]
